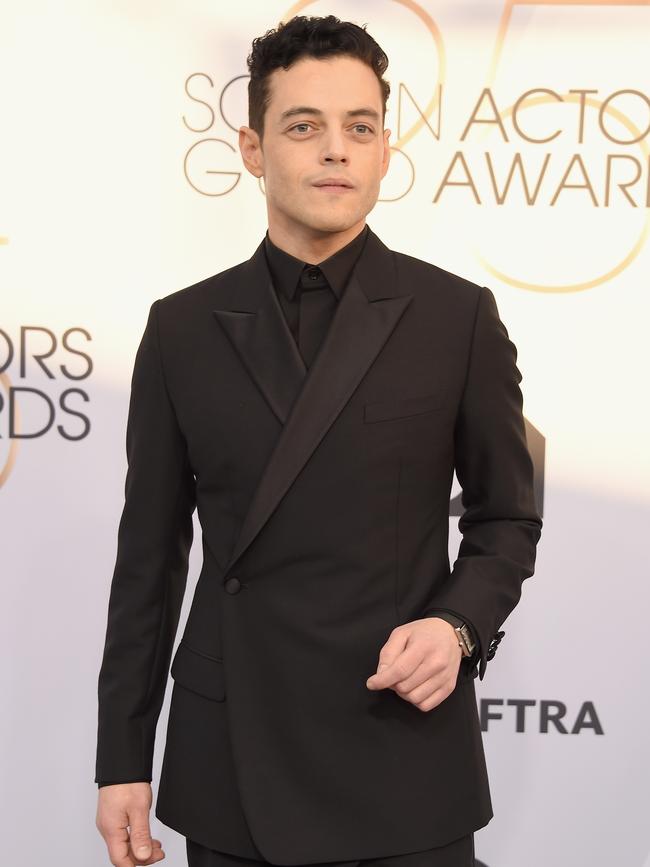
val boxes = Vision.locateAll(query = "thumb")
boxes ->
[128,808,153,860]
[367,657,397,689]
[366,629,409,688]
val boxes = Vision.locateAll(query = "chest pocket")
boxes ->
[363,389,446,423]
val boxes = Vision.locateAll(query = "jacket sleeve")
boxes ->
[95,299,196,784]
[421,285,542,681]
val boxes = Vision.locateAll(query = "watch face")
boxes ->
[460,625,475,654]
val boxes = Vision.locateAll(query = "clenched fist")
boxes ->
[366,617,463,711]
[96,782,165,866]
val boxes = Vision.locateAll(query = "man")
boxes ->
[95,14,542,867]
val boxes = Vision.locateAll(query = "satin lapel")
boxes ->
[222,226,413,576]
[212,237,307,424]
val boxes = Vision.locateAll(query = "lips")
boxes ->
[313,179,353,189]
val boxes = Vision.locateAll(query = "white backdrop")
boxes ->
[1,2,649,865]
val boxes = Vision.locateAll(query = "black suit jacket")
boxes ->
[95,225,542,864]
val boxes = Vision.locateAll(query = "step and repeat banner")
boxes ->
[1,1,648,865]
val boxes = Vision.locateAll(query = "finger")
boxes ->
[412,683,452,712]
[393,658,445,695]
[366,645,423,690]
[105,825,136,867]
[129,839,165,865]
[131,839,162,855]
[376,628,409,669]
[127,807,154,862]
[411,671,458,708]
[365,627,411,689]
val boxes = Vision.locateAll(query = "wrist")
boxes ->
[429,616,463,651]
[424,610,478,659]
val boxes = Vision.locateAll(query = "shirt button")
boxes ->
[307,267,320,280]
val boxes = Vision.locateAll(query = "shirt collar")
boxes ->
[263,224,369,302]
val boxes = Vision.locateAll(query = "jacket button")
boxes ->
[224,577,241,594]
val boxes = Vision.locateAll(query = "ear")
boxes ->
[239,125,264,179]
[380,128,391,179]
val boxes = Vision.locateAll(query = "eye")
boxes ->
[288,122,373,135]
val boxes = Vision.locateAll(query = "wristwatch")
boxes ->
[429,611,477,658]
[454,622,476,658]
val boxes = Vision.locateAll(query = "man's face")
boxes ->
[240,54,391,240]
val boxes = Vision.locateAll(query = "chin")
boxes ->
[307,213,362,234]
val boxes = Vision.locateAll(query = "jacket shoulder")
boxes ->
[393,249,484,310]
[155,260,245,317]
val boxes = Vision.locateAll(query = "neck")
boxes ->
[267,218,366,265]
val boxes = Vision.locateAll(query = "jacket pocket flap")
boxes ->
[364,389,446,423]
[170,640,226,702]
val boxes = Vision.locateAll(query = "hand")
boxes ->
[95,782,165,866]
[365,617,463,712]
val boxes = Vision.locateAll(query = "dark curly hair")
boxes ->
[246,14,390,142]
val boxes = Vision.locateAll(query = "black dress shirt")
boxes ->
[263,223,369,359]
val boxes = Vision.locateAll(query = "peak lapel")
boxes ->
[222,226,413,576]
[212,237,307,424]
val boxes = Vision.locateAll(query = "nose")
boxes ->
[320,128,349,165]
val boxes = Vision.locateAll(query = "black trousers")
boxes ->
[186,834,475,867]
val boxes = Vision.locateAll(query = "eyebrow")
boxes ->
[279,106,381,124]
